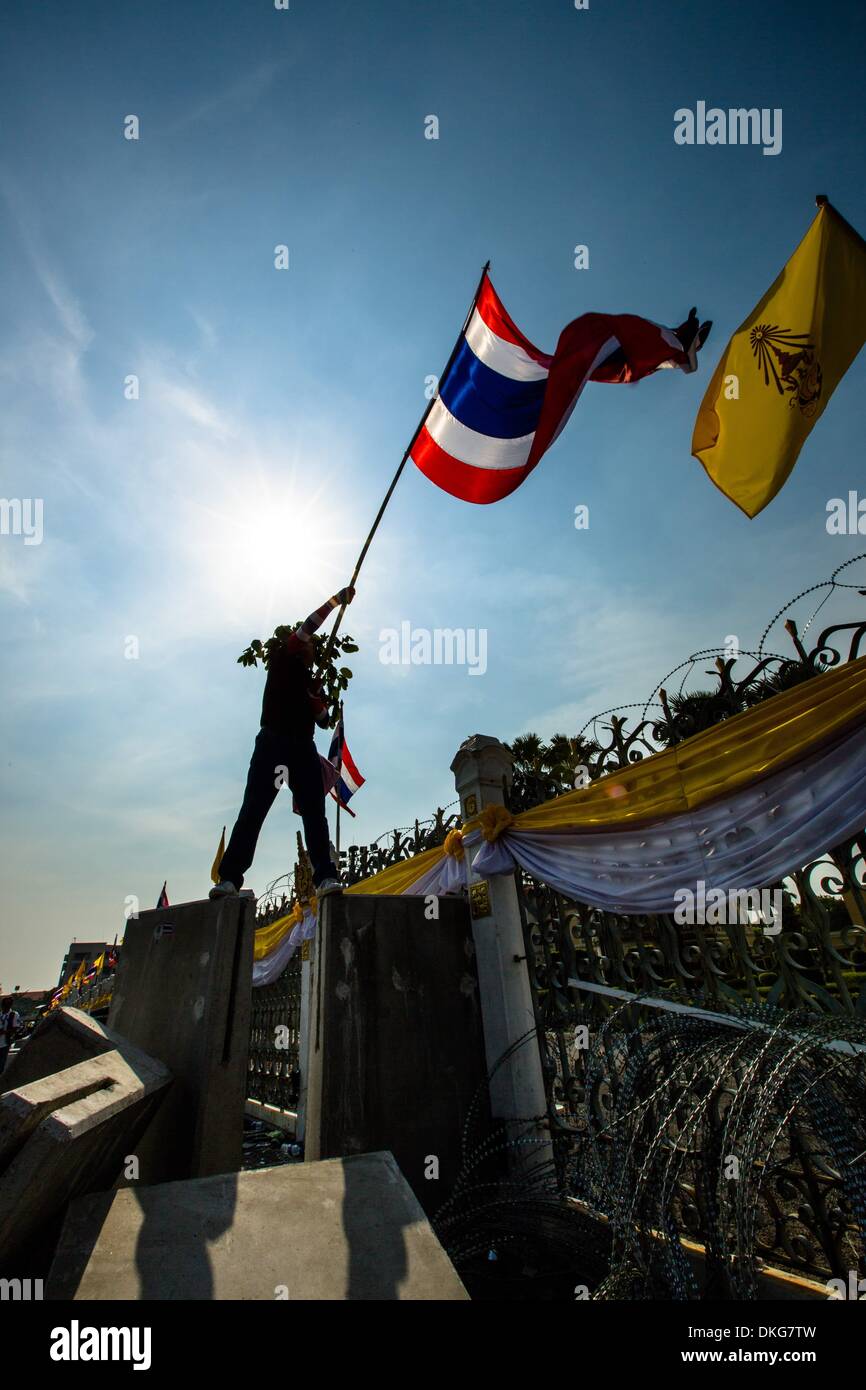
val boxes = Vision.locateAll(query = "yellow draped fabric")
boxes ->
[444,827,466,860]
[332,655,866,899]
[479,804,515,841]
[250,657,866,950]
[517,653,866,833]
[345,841,448,897]
[252,899,316,962]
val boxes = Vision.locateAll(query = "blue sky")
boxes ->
[2,0,865,989]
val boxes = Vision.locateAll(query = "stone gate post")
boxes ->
[450,735,549,1158]
[295,944,314,1142]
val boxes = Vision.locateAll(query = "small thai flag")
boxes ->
[327,720,365,815]
[156,881,169,910]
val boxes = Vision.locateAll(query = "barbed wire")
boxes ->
[363,799,460,848]
[568,557,866,742]
[757,551,866,655]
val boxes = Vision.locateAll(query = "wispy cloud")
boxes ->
[167,60,285,132]
[0,170,93,350]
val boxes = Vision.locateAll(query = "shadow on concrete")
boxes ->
[47,1173,238,1301]
[341,1151,410,1300]
[129,1173,238,1300]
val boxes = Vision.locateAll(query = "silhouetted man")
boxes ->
[211,586,354,901]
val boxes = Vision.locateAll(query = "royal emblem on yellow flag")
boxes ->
[692,199,866,517]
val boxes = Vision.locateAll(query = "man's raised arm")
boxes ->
[284,586,355,653]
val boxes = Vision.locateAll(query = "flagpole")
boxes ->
[320,259,491,671]
[335,702,343,871]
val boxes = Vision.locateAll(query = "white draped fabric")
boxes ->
[252,907,316,987]
[471,725,866,913]
[252,662,866,976]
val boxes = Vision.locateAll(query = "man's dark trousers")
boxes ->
[219,727,337,889]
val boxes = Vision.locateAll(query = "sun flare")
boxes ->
[194,474,355,632]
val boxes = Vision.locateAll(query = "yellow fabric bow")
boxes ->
[443,827,465,861]
[480,804,515,843]
[253,902,302,961]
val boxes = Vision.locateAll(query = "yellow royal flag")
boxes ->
[692,199,866,517]
[211,826,226,885]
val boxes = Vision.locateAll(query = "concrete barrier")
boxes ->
[0,1048,170,1269]
[1,1008,118,1093]
[304,893,489,1216]
[108,895,255,1183]
[48,1151,469,1300]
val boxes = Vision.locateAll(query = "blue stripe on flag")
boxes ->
[439,337,547,440]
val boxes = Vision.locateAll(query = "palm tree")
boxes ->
[507,732,601,811]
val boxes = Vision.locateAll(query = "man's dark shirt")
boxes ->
[261,644,315,738]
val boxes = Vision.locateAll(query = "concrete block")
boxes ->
[107,895,255,1183]
[48,1151,469,1300]
[0,1049,170,1269]
[305,894,489,1216]
[1,1008,118,1092]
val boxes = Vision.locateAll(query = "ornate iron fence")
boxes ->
[341,803,461,886]
[511,563,866,1288]
[244,806,461,1112]
[247,896,303,1113]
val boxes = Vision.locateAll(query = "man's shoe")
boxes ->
[316,878,343,899]
[209,880,239,899]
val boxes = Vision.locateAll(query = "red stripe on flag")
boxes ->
[341,746,365,788]
[411,426,535,505]
[526,312,687,469]
[475,275,551,366]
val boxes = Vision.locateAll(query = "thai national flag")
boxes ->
[327,720,365,816]
[156,881,169,909]
[410,271,700,504]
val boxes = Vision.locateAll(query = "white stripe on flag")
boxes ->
[426,399,535,471]
[546,334,619,450]
[464,308,550,382]
[341,766,362,796]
